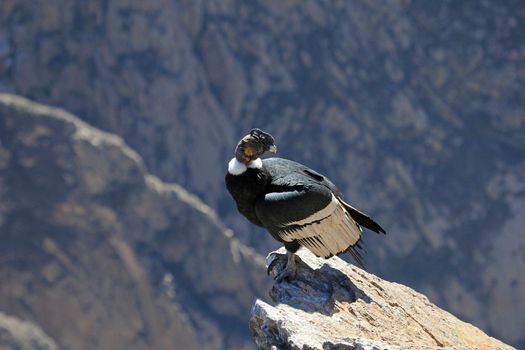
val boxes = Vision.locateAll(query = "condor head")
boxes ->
[235,128,277,164]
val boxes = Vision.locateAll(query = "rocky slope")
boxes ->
[0,312,58,350]
[252,248,514,350]
[0,94,269,350]
[1,1,525,347]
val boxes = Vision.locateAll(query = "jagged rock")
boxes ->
[250,248,514,350]
[0,312,59,350]
[1,1,525,347]
[0,94,269,350]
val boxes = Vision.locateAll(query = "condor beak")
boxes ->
[268,144,277,153]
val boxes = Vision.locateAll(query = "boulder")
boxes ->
[250,248,514,350]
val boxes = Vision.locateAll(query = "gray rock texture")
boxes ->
[1,1,525,347]
[0,312,59,350]
[251,248,514,350]
[0,94,269,350]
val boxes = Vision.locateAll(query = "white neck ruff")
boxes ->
[228,157,262,175]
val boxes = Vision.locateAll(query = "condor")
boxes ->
[225,128,385,281]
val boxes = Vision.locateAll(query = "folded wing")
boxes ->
[255,184,364,264]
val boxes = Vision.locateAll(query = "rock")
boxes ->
[250,248,514,350]
[0,94,269,350]
[0,312,59,350]
[2,1,525,346]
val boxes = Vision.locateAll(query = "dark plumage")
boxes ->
[225,129,385,281]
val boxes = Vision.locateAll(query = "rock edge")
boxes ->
[250,248,514,350]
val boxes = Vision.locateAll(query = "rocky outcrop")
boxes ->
[251,248,514,350]
[1,1,525,347]
[0,94,269,350]
[0,312,58,350]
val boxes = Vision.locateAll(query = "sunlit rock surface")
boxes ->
[0,312,59,350]
[1,1,525,347]
[251,248,514,350]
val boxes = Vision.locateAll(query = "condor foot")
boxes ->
[267,250,298,283]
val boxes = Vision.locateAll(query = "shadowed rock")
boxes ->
[251,248,514,350]
[1,2,525,346]
[0,94,269,350]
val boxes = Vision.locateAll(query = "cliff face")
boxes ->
[252,248,514,350]
[0,94,269,350]
[0,312,58,350]
[1,1,525,347]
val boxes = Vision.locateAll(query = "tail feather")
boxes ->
[345,237,365,268]
[340,199,386,234]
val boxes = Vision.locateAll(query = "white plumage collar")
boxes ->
[248,158,263,169]
[228,157,262,175]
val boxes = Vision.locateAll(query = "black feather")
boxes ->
[225,154,386,267]
[341,200,386,234]
[346,246,365,268]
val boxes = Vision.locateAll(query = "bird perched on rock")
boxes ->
[225,129,385,281]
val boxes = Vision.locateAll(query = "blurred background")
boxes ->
[1,1,524,349]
